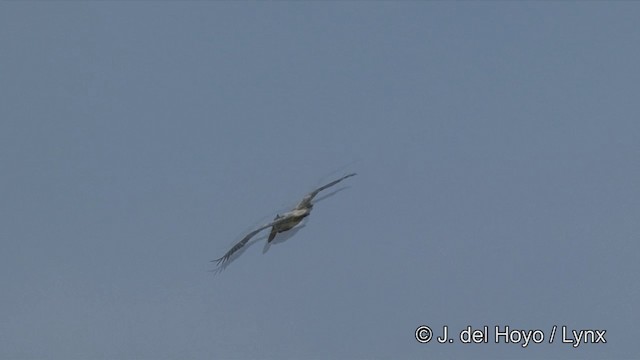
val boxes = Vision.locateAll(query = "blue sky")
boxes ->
[1,2,638,359]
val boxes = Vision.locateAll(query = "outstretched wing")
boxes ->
[295,173,357,210]
[212,219,283,267]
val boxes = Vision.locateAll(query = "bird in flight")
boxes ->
[213,173,357,267]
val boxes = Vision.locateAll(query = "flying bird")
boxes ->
[213,173,356,267]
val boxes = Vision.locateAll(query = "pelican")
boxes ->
[213,173,356,267]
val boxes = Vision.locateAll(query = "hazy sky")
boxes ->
[1,2,638,359]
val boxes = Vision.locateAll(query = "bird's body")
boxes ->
[213,173,356,267]
[267,208,311,242]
